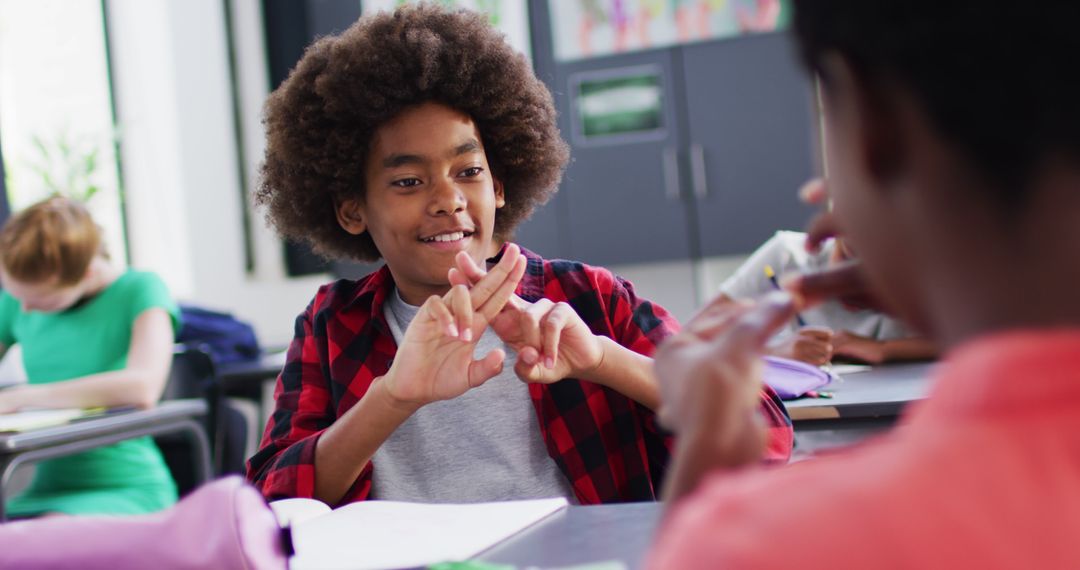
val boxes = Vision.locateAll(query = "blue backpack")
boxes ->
[177,304,261,364]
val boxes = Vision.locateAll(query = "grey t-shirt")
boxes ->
[370,288,578,504]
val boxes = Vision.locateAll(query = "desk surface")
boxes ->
[784,361,938,422]
[0,399,207,453]
[477,502,661,570]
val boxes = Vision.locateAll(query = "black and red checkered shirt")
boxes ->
[247,245,793,506]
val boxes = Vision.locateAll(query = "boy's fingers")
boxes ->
[468,349,505,388]
[522,299,552,354]
[476,255,527,320]
[728,292,800,351]
[541,303,572,369]
[447,267,471,288]
[799,178,834,253]
[459,244,519,308]
[505,292,530,312]
[448,284,473,342]
[686,300,752,340]
[518,345,540,367]
[689,292,738,323]
[423,294,458,338]
[804,209,840,253]
[513,358,537,383]
[454,250,487,283]
[798,178,827,205]
[784,262,885,311]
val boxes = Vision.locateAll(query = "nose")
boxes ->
[428,177,466,216]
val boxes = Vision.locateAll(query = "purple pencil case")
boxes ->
[762,355,836,400]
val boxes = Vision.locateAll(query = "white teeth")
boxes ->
[429,231,466,243]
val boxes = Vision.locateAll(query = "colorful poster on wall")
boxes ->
[550,0,789,62]
[362,0,531,59]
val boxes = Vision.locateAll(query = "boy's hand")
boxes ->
[768,326,834,366]
[794,177,887,312]
[656,293,799,497]
[495,297,603,384]
[382,244,527,407]
[832,330,886,364]
[448,253,602,384]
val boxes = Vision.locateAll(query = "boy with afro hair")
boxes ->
[247,4,792,507]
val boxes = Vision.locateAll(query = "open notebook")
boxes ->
[0,407,117,432]
[271,496,569,570]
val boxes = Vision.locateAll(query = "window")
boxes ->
[0,0,127,261]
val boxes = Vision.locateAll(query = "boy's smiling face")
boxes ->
[337,102,506,305]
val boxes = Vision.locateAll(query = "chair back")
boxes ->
[160,345,250,484]
[163,345,217,401]
[156,346,221,495]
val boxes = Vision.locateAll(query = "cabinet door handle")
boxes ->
[662,147,680,200]
[690,143,708,199]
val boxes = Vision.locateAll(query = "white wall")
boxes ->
[108,0,327,347]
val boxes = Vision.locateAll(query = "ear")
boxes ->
[493,177,506,209]
[335,198,368,235]
[818,54,907,187]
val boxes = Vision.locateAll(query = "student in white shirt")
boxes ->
[717,229,935,365]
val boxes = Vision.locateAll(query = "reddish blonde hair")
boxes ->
[0,197,104,286]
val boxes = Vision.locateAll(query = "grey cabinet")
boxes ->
[558,50,695,265]
[683,34,818,257]
[514,29,819,265]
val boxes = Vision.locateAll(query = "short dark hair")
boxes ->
[257,4,570,261]
[793,0,1080,208]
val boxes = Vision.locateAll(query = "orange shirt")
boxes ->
[649,330,1080,569]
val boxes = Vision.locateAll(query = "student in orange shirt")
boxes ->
[649,0,1080,567]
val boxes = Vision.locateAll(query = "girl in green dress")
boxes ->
[0,197,179,516]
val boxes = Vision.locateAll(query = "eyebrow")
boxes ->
[380,139,482,168]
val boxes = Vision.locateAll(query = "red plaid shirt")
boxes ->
[247,245,792,506]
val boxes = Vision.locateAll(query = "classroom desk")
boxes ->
[476,502,662,570]
[216,350,286,395]
[784,362,937,455]
[0,399,211,521]
[785,361,937,425]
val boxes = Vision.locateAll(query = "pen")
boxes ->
[764,264,807,326]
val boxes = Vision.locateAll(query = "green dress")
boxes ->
[0,270,180,516]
